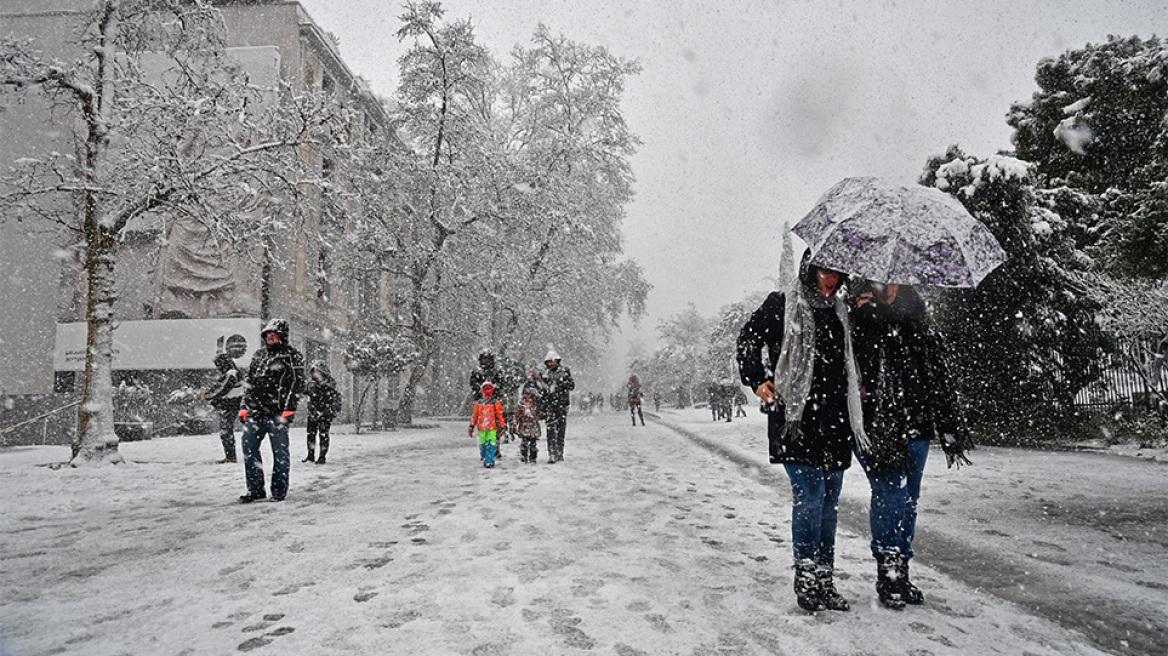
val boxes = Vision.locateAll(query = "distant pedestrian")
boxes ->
[203,353,243,463]
[470,381,506,468]
[514,387,544,463]
[540,348,575,463]
[652,392,660,412]
[303,360,342,465]
[470,350,517,450]
[737,252,867,612]
[238,319,305,503]
[733,385,748,417]
[627,374,645,426]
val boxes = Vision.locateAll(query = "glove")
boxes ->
[280,410,295,423]
[468,425,475,439]
[941,433,973,469]
[238,409,248,421]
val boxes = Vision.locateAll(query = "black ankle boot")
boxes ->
[875,553,906,610]
[899,558,924,605]
[302,452,314,463]
[793,561,825,611]
[817,565,850,611]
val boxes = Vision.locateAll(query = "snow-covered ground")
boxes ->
[1,409,1164,655]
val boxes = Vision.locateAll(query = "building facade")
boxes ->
[0,0,396,443]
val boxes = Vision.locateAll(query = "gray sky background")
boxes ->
[297,0,1166,352]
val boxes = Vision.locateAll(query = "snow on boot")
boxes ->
[793,561,825,612]
[817,565,850,611]
[875,553,906,610]
[302,451,314,463]
[900,558,924,605]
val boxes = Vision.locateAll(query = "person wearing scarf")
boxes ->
[737,251,868,612]
[851,281,973,609]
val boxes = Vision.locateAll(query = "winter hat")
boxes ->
[543,348,561,363]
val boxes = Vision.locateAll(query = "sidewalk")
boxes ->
[0,412,1110,655]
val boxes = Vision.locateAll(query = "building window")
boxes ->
[54,371,76,394]
[305,339,328,367]
[316,247,332,302]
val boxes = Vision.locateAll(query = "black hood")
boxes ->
[260,318,290,346]
[798,250,846,307]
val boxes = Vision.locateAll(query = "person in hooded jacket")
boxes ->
[627,374,645,426]
[737,251,868,612]
[304,360,342,465]
[539,348,575,463]
[470,350,519,450]
[850,280,972,609]
[203,353,244,463]
[237,319,305,503]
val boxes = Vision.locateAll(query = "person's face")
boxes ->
[546,360,559,370]
[872,283,900,306]
[264,332,281,346]
[816,268,841,297]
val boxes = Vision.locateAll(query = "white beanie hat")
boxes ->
[544,347,561,362]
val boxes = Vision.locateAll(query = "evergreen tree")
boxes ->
[923,149,1110,441]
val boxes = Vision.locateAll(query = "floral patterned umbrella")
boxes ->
[792,176,1007,287]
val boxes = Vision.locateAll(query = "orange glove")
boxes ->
[468,425,475,439]
[280,410,294,422]
[238,409,248,421]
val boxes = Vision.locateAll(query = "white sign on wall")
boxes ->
[54,318,261,371]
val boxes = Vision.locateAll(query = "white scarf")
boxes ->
[774,283,870,452]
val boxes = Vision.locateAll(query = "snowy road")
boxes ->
[0,411,1152,655]
[659,408,1168,656]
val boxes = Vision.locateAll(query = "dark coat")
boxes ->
[242,319,305,418]
[540,363,575,409]
[205,353,244,412]
[737,290,854,470]
[305,361,342,421]
[852,293,965,472]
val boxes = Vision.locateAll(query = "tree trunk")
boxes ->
[71,227,124,465]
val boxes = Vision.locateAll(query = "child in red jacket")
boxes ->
[470,381,506,468]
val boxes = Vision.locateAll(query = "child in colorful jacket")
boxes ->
[514,388,545,463]
[470,381,507,468]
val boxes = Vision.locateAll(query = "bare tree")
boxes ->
[1,0,329,464]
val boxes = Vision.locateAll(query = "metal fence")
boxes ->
[1073,343,1167,415]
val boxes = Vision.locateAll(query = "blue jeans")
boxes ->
[241,416,291,499]
[854,439,929,558]
[782,464,845,567]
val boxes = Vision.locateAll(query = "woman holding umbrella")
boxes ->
[851,280,973,609]
[737,251,868,612]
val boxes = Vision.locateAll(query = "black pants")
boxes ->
[306,417,331,459]
[629,402,644,425]
[545,406,568,459]
[520,435,539,462]
[217,406,238,460]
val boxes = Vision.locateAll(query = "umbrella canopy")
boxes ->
[793,176,1007,287]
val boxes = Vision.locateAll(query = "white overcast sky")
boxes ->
[297,0,1166,336]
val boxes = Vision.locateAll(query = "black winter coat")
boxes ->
[852,300,963,472]
[306,373,342,421]
[243,339,305,419]
[737,291,853,471]
[539,364,575,409]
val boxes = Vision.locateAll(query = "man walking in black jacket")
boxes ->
[238,319,305,503]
